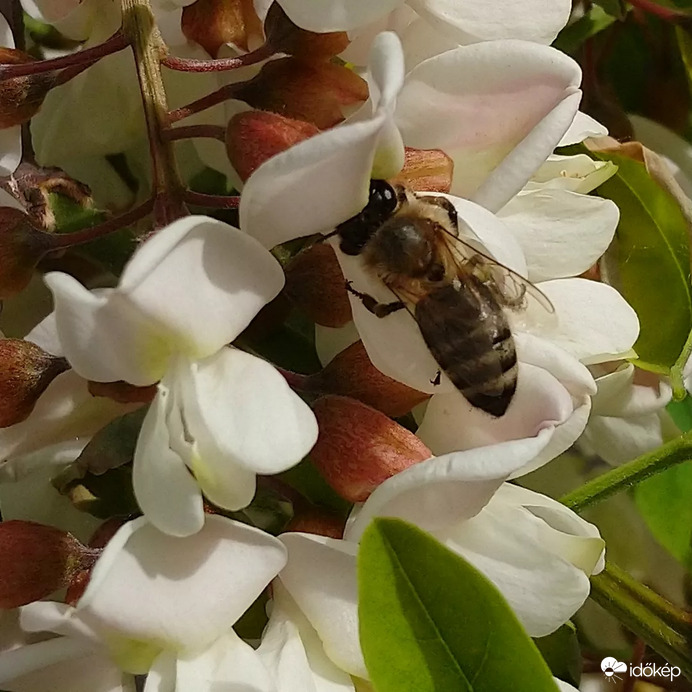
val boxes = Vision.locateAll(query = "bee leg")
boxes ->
[345,282,405,318]
[430,370,441,386]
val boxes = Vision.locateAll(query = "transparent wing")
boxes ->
[437,226,555,316]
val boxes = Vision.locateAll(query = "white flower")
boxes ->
[0,515,287,691]
[275,441,604,679]
[0,13,23,176]
[258,0,571,46]
[43,216,318,536]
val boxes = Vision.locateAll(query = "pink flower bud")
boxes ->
[87,380,158,404]
[311,395,431,502]
[285,509,346,539]
[390,147,454,193]
[226,110,319,182]
[308,341,429,416]
[285,243,352,327]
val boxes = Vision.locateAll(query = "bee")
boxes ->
[333,180,554,417]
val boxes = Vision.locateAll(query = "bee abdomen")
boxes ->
[415,284,518,417]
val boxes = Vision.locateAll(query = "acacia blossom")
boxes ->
[0,516,288,691]
[273,438,603,681]
[1,216,318,537]
[0,13,23,177]
[241,32,638,473]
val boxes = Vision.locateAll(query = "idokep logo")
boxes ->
[600,656,681,683]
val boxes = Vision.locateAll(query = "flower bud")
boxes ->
[284,243,352,327]
[308,341,429,416]
[264,3,349,60]
[0,521,97,607]
[181,0,264,57]
[226,110,319,182]
[390,147,454,193]
[234,57,368,129]
[0,207,54,298]
[285,509,346,538]
[0,48,56,128]
[311,395,431,502]
[87,380,158,404]
[0,338,69,427]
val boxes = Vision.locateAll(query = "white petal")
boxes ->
[0,371,129,463]
[592,364,672,418]
[278,534,365,679]
[260,585,355,692]
[407,0,570,45]
[175,630,275,692]
[344,434,554,542]
[559,111,608,146]
[175,349,317,511]
[143,651,176,692]
[527,154,617,194]
[120,216,285,359]
[240,114,387,248]
[0,12,15,46]
[499,190,618,282]
[441,489,600,636]
[525,279,640,364]
[416,363,574,451]
[314,323,360,366]
[45,275,170,385]
[132,387,205,538]
[396,41,581,211]
[274,0,404,32]
[78,516,287,653]
[514,332,597,398]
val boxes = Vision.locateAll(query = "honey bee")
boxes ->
[334,180,554,417]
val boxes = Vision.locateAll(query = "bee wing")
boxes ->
[437,227,555,317]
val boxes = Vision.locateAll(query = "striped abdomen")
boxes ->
[415,280,518,417]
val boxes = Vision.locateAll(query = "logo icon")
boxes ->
[601,657,627,682]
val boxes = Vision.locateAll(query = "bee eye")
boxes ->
[368,180,397,216]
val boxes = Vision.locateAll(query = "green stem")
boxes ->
[560,430,692,512]
[670,329,692,401]
[589,563,692,679]
[120,0,186,227]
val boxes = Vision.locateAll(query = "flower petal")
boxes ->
[78,516,287,653]
[499,189,618,282]
[396,41,581,211]
[527,154,617,194]
[175,630,275,692]
[344,434,553,542]
[558,110,608,146]
[407,0,571,45]
[185,348,318,475]
[274,0,404,32]
[441,486,601,636]
[132,387,205,538]
[120,216,285,360]
[278,534,365,679]
[524,279,640,364]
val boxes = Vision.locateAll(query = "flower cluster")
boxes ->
[0,0,687,689]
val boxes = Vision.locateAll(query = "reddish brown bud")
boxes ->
[311,395,431,502]
[0,207,54,298]
[234,57,368,129]
[181,0,264,57]
[285,509,346,539]
[226,110,319,182]
[0,521,97,608]
[284,243,352,327]
[390,147,455,193]
[87,380,158,404]
[0,48,56,128]
[0,339,69,427]
[264,3,349,61]
[308,341,429,417]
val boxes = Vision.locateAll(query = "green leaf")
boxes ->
[533,623,581,688]
[667,396,692,431]
[554,5,617,54]
[592,0,628,18]
[583,148,692,373]
[358,518,559,692]
[635,461,692,569]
